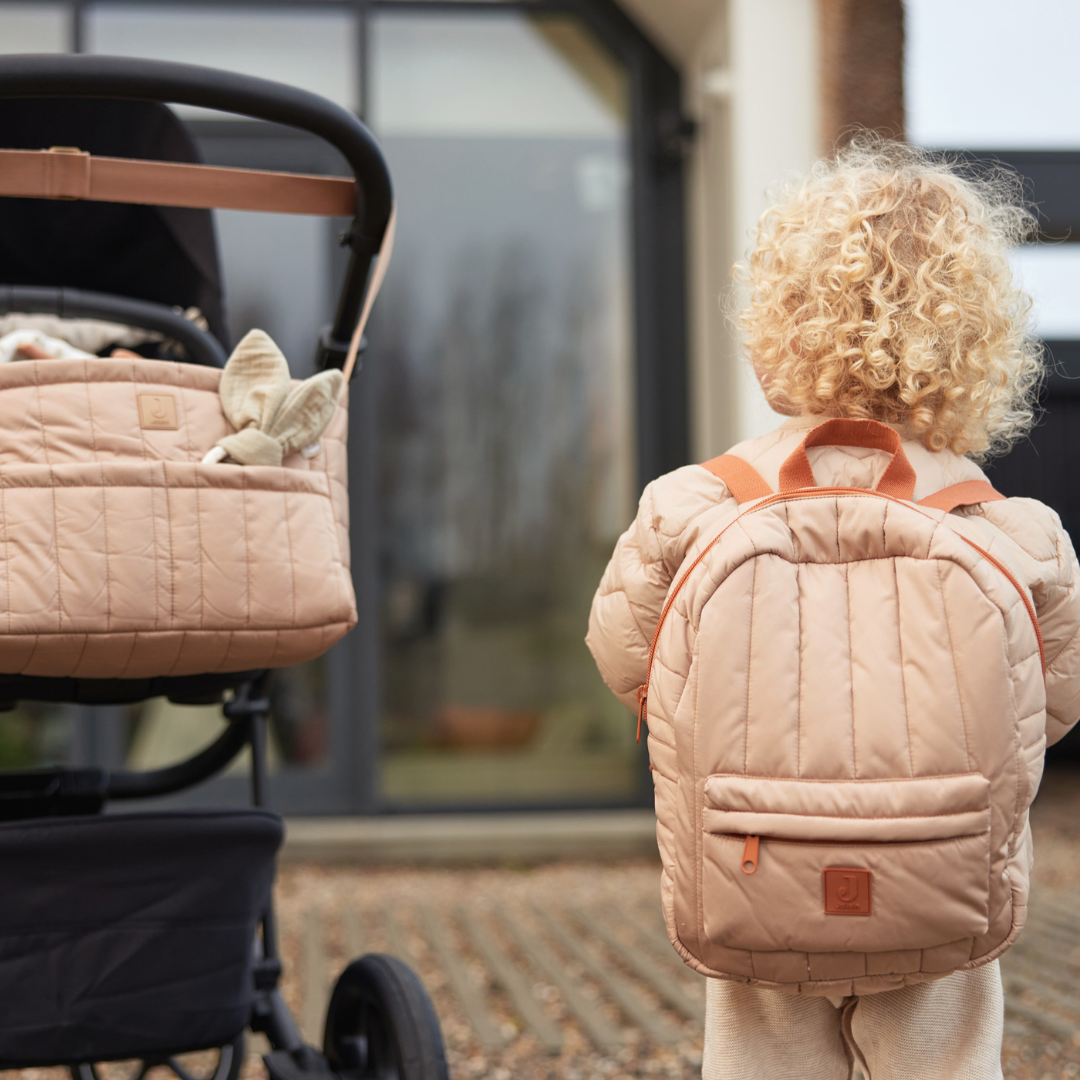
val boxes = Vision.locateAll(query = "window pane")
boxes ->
[0,2,68,54]
[907,0,1080,149]
[84,3,359,115]
[1010,245,1080,340]
[369,11,638,806]
[372,11,625,136]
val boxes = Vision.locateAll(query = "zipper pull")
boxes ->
[636,686,647,744]
[741,835,759,875]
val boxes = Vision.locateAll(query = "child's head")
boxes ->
[739,136,1042,460]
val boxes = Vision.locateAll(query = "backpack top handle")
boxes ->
[778,418,917,499]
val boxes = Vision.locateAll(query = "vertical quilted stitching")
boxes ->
[148,463,160,631]
[241,473,251,628]
[24,634,40,674]
[194,469,206,630]
[83,360,100,462]
[70,631,91,677]
[167,630,187,677]
[2,483,9,637]
[795,564,804,778]
[33,370,50,466]
[688,631,705,960]
[743,558,757,775]
[220,630,234,672]
[100,463,113,634]
[116,632,138,677]
[936,559,972,771]
[49,467,62,632]
[893,557,916,776]
[846,562,857,778]
[283,489,297,628]
[165,479,176,625]
[34,379,63,633]
[323,490,351,619]
[178,385,205,632]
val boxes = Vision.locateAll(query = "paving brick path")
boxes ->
[6,771,1080,1080]
[262,856,1080,1080]
[263,772,1080,1080]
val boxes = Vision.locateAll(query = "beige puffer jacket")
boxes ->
[587,414,1080,996]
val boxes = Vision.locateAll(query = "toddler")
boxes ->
[586,138,1080,1080]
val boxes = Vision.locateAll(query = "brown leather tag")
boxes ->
[138,393,179,430]
[823,867,872,915]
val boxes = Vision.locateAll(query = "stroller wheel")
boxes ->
[70,1032,245,1080]
[324,953,448,1080]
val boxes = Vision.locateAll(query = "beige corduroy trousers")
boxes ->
[701,961,1004,1080]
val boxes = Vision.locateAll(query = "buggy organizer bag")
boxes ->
[0,809,282,1064]
[0,352,355,678]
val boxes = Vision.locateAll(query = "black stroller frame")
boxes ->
[0,55,447,1080]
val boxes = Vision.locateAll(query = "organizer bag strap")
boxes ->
[916,480,1006,513]
[0,146,357,215]
[701,454,773,504]
[342,202,396,383]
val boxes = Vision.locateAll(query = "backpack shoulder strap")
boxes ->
[701,454,773,504]
[916,479,1006,513]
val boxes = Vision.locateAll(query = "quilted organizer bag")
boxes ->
[0,336,355,679]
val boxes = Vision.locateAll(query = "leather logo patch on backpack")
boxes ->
[138,394,179,430]
[823,868,872,915]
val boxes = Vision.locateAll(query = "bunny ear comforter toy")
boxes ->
[202,328,343,466]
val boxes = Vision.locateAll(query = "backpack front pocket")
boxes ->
[701,773,992,954]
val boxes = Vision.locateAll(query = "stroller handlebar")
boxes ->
[0,54,394,368]
[0,54,391,240]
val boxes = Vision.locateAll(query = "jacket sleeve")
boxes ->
[585,482,672,712]
[1039,523,1080,746]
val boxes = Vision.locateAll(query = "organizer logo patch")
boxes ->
[824,868,872,915]
[138,394,179,430]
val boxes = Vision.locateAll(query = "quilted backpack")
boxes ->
[638,418,1046,995]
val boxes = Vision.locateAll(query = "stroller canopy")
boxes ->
[0,97,226,345]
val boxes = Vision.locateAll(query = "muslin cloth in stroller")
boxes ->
[202,329,342,467]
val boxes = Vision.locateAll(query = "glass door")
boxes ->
[367,9,640,807]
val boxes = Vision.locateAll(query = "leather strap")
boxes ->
[779,418,917,500]
[701,453,773,504]
[916,480,1005,513]
[0,146,356,216]
[342,203,396,383]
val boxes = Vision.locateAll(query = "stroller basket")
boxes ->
[0,809,282,1065]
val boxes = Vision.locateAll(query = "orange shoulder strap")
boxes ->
[701,454,773,504]
[916,480,1006,513]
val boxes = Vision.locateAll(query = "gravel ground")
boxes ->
[4,768,1080,1080]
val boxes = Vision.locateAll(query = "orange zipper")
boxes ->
[741,835,759,874]
[635,487,1046,743]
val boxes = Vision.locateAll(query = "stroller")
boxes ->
[0,54,447,1080]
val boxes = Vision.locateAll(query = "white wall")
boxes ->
[681,0,820,457]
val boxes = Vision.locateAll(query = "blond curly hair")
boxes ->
[739,136,1043,460]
